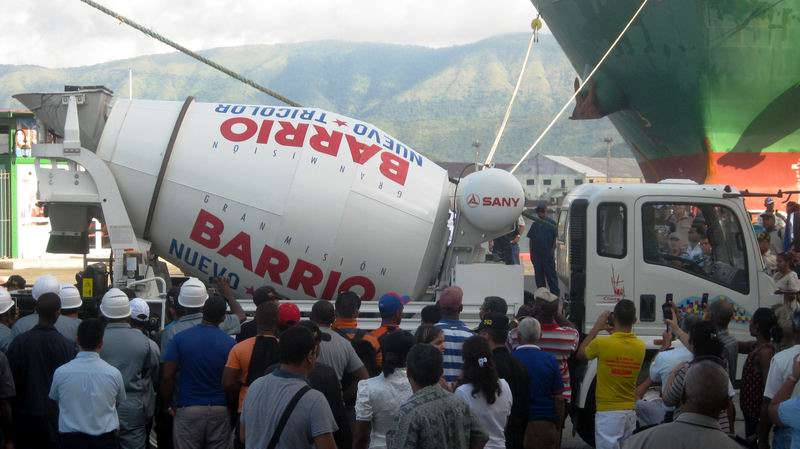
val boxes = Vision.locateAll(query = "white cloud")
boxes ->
[1,0,543,68]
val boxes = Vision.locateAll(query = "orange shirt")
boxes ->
[363,325,399,366]
[225,335,278,412]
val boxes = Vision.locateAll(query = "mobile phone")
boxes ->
[701,293,709,309]
[606,312,615,327]
[662,303,673,321]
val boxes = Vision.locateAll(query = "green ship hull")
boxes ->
[532,0,800,194]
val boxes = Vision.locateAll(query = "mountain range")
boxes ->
[0,33,629,163]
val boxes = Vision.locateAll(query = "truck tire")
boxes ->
[575,379,596,447]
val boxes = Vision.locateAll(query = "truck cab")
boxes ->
[556,180,780,443]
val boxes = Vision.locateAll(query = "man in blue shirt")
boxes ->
[435,286,473,387]
[7,292,76,449]
[49,318,125,449]
[527,205,560,295]
[162,296,235,449]
[513,317,564,449]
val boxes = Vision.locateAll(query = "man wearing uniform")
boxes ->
[528,205,559,295]
[159,277,244,354]
[12,275,84,343]
[99,289,160,449]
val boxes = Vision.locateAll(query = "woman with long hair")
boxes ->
[739,308,780,438]
[663,320,736,432]
[414,324,445,354]
[353,331,416,449]
[456,336,512,449]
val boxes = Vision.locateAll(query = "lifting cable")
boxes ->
[77,0,302,107]
[483,24,537,168]
[509,0,650,174]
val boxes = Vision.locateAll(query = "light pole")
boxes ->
[472,141,481,172]
[604,137,613,182]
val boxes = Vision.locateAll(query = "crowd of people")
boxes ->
[3,255,800,449]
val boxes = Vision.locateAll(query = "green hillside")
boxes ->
[0,33,629,162]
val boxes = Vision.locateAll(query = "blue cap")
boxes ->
[379,292,405,315]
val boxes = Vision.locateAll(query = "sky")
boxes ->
[2,0,542,68]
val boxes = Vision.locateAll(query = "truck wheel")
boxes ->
[575,380,596,447]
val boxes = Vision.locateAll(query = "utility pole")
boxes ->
[604,137,613,182]
[472,141,481,172]
[129,69,133,100]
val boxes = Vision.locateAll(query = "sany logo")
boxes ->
[467,194,521,207]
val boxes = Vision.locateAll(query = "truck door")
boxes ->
[633,198,755,338]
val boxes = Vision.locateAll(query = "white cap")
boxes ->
[100,288,131,319]
[178,277,208,308]
[129,298,150,322]
[59,284,83,310]
[0,287,13,315]
[32,274,60,300]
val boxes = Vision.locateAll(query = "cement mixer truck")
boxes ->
[13,87,526,323]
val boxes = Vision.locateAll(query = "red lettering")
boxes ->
[482,197,492,206]
[320,271,343,300]
[220,117,257,142]
[254,245,290,285]
[512,198,520,207]
[287,259,324,297]
[217,232,254,272]
[189,210,224,249]
[309,125,342,156]
[501,198,510,207]
[345,135,381,164]
[379,152,409,186]
[256,119,275,144]
[338,276,376,301]
[274,121,309,147]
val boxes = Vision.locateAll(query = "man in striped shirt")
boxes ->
[532,288,579,404]
[435,286,473,387]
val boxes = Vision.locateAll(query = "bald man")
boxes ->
[622,361,742,449]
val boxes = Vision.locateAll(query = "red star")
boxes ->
[334,119,348,127]
[245,286,255,296]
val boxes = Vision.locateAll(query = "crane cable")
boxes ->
[510,0,650,174]
[77,0,302,107]
[483,26,537,168]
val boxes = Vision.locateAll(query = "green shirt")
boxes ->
[387,384,488,449]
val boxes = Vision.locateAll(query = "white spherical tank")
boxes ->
[457,168,525,232]
[94,99,451,301]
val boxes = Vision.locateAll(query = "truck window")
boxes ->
[597,203,626,258]
[641,202,749,294]
[557,209,568,242]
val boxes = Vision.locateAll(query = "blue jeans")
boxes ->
[511,243,520,264]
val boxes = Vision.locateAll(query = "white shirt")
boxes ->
[774,271,800,292]
[455,379,512,449]
[355,369,413,449]
[764,345,800,399]
[649,344,693,385]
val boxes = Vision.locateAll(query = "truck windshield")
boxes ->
[642,202,749,293]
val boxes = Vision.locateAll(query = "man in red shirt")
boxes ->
[533,287,578,446]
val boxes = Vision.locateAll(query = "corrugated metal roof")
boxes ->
[568,156,643,178]
[543,155,606,177]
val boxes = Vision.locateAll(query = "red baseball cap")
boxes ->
[278,302,301,327]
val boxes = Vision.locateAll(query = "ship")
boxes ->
[532,0,800,203]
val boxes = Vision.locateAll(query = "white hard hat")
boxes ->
[178,277,208,308]
[59,284,83,310]
[0,287,13,315]
[100,288,131,319]
[129,298,150,322]
[32,274,60,300]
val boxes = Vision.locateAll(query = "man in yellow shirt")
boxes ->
[577,299,645,449]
